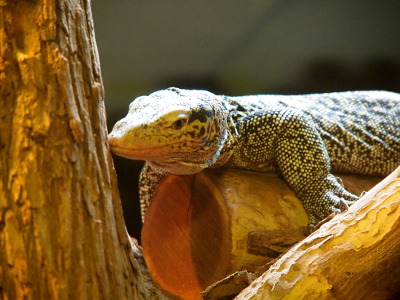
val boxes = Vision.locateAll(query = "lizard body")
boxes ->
[108,87,400,230]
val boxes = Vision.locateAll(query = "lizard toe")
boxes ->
[304,190,357,232]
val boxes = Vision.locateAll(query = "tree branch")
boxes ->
[235,167,400,300]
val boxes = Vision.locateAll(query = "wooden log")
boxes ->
[235,166,400,300]
[141,169,383,300]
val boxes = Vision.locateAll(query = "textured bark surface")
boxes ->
[235,167,400,300]
[0,1,169,299]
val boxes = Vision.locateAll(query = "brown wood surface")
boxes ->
[235,166,400,300]
[142,168,383,300]
[142,174,231,300]
[0,1,170,299]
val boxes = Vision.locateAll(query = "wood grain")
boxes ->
[142,168,383,300]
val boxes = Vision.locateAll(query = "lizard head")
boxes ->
[108,87,230,174]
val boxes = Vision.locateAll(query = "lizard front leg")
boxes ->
[238,108,359,231]
[138,162,165,222]
[275,109,359,230]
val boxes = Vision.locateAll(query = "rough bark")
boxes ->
[235,167,400,300]
[0,1,169,299]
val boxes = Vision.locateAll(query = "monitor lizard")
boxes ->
[108,87,400,231]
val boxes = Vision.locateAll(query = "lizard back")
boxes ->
[226,90,400,176]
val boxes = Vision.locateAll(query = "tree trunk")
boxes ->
[0,1,169,299]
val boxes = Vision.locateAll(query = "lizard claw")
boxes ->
[335,176,344,187]
[338,198,349,212]
[308,198,352,233]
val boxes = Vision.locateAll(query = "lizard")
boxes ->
[108,87,400,231]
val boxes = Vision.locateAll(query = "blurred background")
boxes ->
[92,0,400,240]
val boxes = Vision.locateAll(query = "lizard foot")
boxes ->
[312,199,350,232]
[310,199,349,233]
[304,179,359,232]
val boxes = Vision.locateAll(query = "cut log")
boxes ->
[141,169,383,300]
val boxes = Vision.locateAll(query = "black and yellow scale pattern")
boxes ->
[108,87,400,230]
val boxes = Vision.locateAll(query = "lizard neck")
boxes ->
[206,113,240,169]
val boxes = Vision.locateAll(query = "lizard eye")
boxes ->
[172,118,187,130]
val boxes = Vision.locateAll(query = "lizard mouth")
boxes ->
[108,136,205,161]
[108,144,168,160]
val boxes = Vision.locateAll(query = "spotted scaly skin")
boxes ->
[108,87,400,230]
